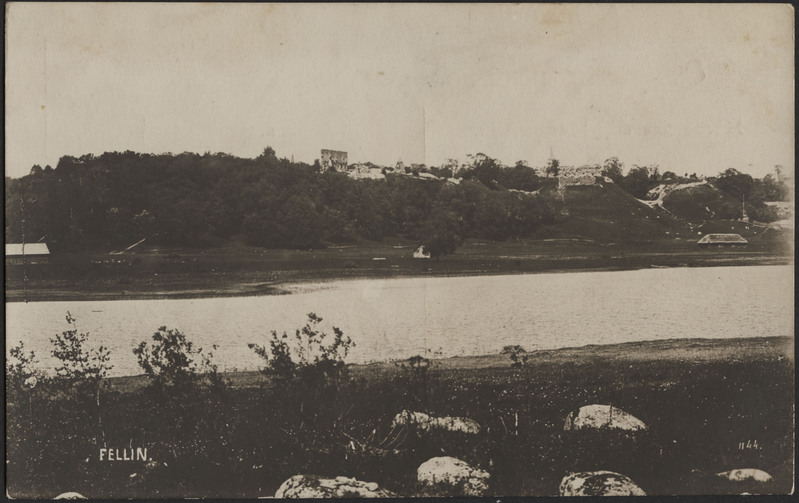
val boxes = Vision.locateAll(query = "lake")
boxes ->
[5,265,794,377]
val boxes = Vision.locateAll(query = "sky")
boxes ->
[5,3,794,179]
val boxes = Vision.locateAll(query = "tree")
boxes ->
[50,312,113,406]
[714,168,754,201]
[757,173,789,202]
[498,164,544,191]
[601,157,624,183]
[416,208,463,259]
[618,165,660,199]
[545,158,560,177]
[461,154,502,188]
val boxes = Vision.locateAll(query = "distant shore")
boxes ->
[5,238,792,303]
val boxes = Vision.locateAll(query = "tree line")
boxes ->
[6,149,788,255]
[599,157,789,209]
[5,149,557,256]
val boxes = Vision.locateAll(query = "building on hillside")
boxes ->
[557,165,603,188]
[5,243,51,265]
[349,163,385,180]
[697,234,748,247]
[320,149,348,172]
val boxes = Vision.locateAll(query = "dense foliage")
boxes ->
[6,150,788,254]
[600,159,789,221]
[5,150,556,254]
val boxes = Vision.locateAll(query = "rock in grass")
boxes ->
[559,471,646,496]
[392,410,481,434]
[417,456,490,496]
[564,404,647,432]
[716,469,773,483]
[274,474,397,498]
[54,492,87,499]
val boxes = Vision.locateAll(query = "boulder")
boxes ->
[564,404,647,432]
[54,493,87,500]
[716,469,773,483]
[417,456,490,496]
[559,471,646,496]
[274,474,396,498]
[392,410,481,435]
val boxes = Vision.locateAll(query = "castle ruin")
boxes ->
[557,165,603,188]
[320,149,348,173]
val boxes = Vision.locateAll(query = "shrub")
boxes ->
[248,313,353,387]
[6,341,46,397]
[50,312,113,405]
[247,313,356,470]
[133,326,220,394]
[501,345,528,368]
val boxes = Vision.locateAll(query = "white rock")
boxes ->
[392,410,481,434]
[274,474,396,498]
[417,456,490,496]
[54,492,87,500]
[716,469,773,483]
[559,471,646,496]
[564,404,648,432]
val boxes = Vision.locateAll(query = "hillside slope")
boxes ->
[648,181,741,222]
[535,181,692,242]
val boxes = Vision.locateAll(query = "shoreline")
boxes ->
[5,253,792,303]
[104,335,793,391]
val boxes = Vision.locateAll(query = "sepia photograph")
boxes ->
[4,3,795,498]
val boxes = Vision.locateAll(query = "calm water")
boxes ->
[6,265,794,377]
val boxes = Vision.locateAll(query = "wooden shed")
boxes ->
[697,234,748,247]
[5,243,51,264]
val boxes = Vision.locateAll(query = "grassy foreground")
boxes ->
[6,336,794,498]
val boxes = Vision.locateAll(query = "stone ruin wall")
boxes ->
[558,165,603,188]
[321,149,348,172]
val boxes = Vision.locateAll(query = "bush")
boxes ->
[6,341,47,402]
[501,345,529,368]
[247,313,356,473]
[393,354,437,409]
[248,313,353,388]
[133,326,222,395]
[50,312,113,405]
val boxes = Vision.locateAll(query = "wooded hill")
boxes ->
[4,149,789,256]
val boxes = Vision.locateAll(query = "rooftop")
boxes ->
[6,243,51,256]
[697,234,748,244]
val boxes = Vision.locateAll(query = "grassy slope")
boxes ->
[538,182,691,241]
[661,182,740,222]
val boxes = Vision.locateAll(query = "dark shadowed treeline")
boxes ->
[5,149,556,255]
[6,149,789,255]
